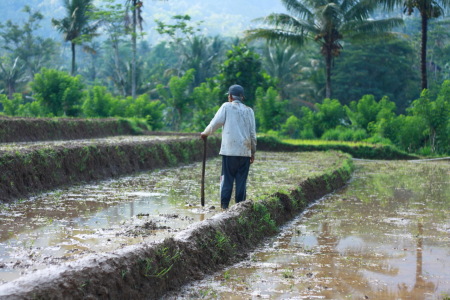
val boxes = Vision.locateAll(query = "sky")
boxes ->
[1,0,287,43]
[134,0,287,43]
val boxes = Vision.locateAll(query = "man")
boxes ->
[200,84,257,209]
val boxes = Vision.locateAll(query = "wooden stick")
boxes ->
[201,137,207,207]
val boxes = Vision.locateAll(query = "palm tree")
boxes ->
[0,56,28,99]
[52,0,98,75]
[379,0,450,90]
[125,0,144,99]
[247,0,403,99]
[262,43,302,99]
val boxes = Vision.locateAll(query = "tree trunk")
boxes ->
[113,40,127,96]
[7,81,15,100]
[131,0,137,99]
[420,13,428,90]
[325,47,332,99]
[430,128,436,153]
[71,42,76,76]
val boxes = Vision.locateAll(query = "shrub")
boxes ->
[0,93,48,117]
[31,68,84,117]
[364,135,393,145]
[82,86,116,118]
[255,87,287,132]
[321,128,340,141]
[299,128,316,139]
[281,115,301,138]
[322,127,368,141]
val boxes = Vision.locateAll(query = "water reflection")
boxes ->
[0,151,339,284]
[174,160,450,299]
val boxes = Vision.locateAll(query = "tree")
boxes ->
[332,37,420,111]
[261,43,302,99]
[52,0,99,75]
[82,85,115,117]
[345,95,395,130]
[217,44,268,107]
[190,79,221,132]
[380,0,450,90]
[408,80,450,152]
[315,98,347,135]
[94,1,129,95]
[247,0,403,98]
[125,0,144,98]
[124,94,165,130]
[156,69,195,131]
[254,87,287,132]
[0,6,57,78]
[155,14,224,87]
[31,68,84,116]
[0,56,28,99]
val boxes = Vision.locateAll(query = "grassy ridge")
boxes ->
[0,117,148,143]
[258,136,418,160]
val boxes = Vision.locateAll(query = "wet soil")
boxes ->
[168,160,450,300]
[0,151,341,285]
[0,136,221,203]
[0,135,186,154]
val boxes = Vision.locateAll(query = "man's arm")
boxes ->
[250,108,256,164]
[200,103,227,140]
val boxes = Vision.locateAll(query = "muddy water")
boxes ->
[172,160,450,300]
[0,151,339,284]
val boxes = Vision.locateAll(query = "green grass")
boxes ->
[282,139,380,147]
[257,135,417,160]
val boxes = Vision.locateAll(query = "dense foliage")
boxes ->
[1,1,450,155]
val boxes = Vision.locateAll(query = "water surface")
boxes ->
[172,160,450,300]
[0,151,339,284]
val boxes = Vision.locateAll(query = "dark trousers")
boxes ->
[220,155,251,209]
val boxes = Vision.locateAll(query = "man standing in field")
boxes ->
[200,84,257,209]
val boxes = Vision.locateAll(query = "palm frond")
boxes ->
[376,0,402,10]
[340,0,360,13]
[343,18,404,35]
[344,0,378,21]
[256,13,318,34]
[318,2,343,23]
[281,0,314,19]
[349,30,404,42]
[245,28,308,47]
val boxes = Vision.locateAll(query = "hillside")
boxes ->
[1,0,286,43]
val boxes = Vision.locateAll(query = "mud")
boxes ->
[0,152,353,299]
[0,136,221,203]
[0,151,343,284]
[170,160,450,300]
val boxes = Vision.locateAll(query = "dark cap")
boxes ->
[228,84,244,96]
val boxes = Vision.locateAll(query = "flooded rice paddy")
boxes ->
[170,160,450,300]
[0,151,340,284]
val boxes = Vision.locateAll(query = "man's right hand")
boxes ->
[200,133,208,141]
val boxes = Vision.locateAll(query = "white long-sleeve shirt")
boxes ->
[202,100,256,157]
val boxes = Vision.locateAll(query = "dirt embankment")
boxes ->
[0,153,353,300]
[0,117,147,143]
[0,137,221,203]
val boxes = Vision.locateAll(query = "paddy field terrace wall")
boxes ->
[0,137,221,203]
